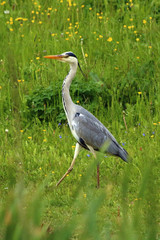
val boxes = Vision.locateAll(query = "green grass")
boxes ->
[0,0,160,239]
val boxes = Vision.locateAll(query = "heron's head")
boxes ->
[44,51,78,65]
[44,51,86,77]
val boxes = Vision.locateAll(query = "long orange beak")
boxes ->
[44,55,64,60]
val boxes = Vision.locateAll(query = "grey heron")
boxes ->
[44,51,129,187]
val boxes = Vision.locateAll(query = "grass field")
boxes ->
[0,0,160,239]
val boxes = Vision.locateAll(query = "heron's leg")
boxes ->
[87,145,100,188]
[56,142,81,187]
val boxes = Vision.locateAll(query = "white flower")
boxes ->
[4,10,10,14]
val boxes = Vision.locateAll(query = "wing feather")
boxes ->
[71,106,119,154]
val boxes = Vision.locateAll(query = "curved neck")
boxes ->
[62,63,77,123]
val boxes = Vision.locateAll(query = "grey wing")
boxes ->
[71,107,121,156]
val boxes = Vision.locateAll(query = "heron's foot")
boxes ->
[56,167,73,187]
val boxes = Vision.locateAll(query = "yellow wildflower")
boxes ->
[1,1,6,5]
[76,100,80,103]
[28,136,32,139]
[148,46,152,49]
[138,92,142,95]
[68,0,71,6]
[107,37,112,42]
[36,57,40,60]
[143,19,147,24]
[81,4,85,8]
[136,38,140,42]
[15,17,23,21]
[153,123,157,125]
[83,193,87,198]
[20,130,24,133]
[85,53,88,57]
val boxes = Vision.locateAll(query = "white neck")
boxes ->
[62,63,78,125]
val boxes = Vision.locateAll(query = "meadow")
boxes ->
[0,0,160,239]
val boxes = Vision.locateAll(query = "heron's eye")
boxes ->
[62,55,69,58]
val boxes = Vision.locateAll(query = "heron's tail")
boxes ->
[118,147,129,162]
[102,139,130,162]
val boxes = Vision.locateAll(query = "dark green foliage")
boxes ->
[26,85,63,122]
[25,59,156,124]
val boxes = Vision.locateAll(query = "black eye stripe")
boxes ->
[66,52,77,58]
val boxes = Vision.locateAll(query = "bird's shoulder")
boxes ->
[72,105,105,131]
[71,104,118,144]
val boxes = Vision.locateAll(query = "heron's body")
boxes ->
[44,51,129,187]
